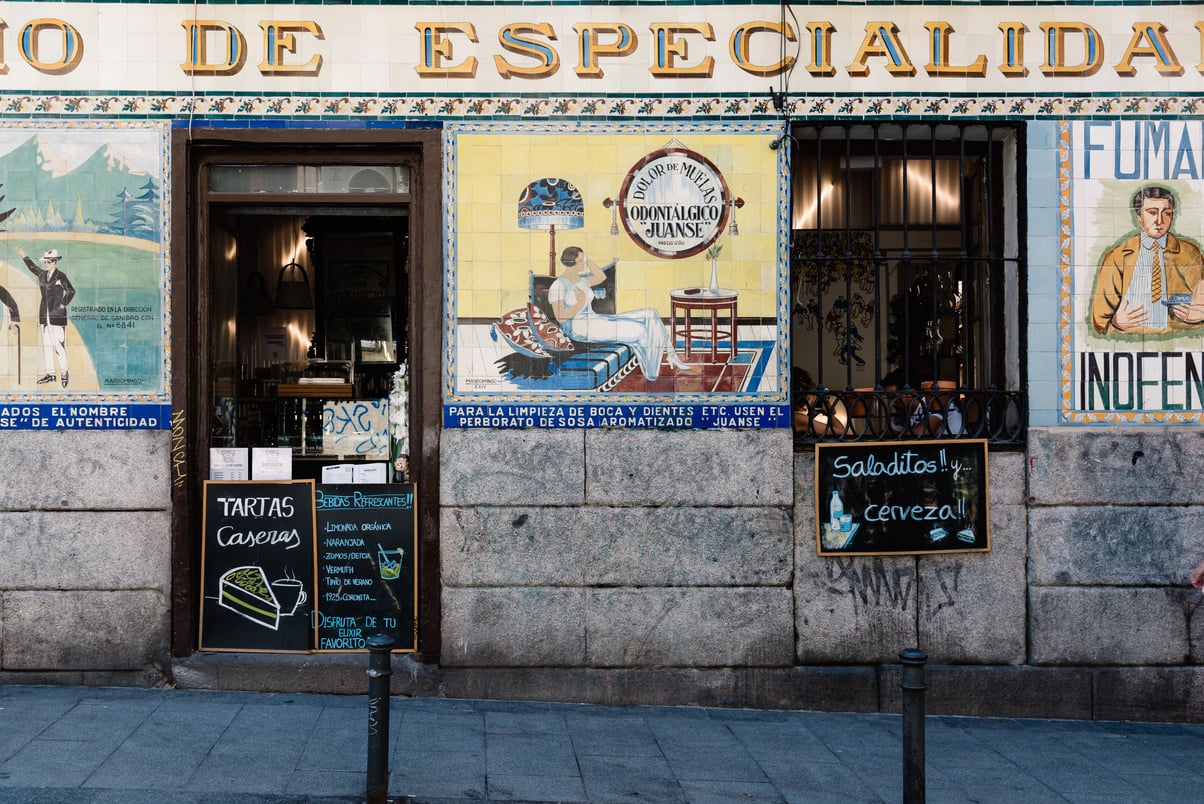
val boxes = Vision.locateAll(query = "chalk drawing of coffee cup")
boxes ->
[271,578,308,616]
[378,545,403,581]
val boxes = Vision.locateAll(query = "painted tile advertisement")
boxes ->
[0,121,169,429]
[443,123,788,429]
[1061,120,1204,423]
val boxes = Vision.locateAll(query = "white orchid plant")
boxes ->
[389,361,410,481]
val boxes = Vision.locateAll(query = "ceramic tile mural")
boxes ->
[1,3,1200,435]
[442,122,789,429]
[0,122,169,429]
[1060,120,1204,423]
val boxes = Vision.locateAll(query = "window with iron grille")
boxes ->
[790,123,1026,446]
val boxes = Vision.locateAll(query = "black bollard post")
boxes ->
[899,648,927,804]
[366,633,395,804]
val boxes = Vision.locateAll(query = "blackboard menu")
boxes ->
[814,440,990,555]
[199,480,317,652]
[315,484,417,652]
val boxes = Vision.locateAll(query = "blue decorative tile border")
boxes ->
[3,92,1204,121]
[0,403,171,430]
[444,402,789,429]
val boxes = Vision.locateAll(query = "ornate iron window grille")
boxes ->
[789,123,1026,446]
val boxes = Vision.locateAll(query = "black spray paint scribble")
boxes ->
[823,558,914,614]
[923,564,962,618]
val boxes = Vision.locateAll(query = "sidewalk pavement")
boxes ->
[1,684,1201,804]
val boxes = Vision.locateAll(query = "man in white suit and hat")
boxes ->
[15,245,75,387]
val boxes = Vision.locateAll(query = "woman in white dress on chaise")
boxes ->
[548,246,696,382]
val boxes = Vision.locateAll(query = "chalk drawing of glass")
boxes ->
[378,545,404,580]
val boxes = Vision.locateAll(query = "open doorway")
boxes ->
[209,207,409,479]
[171,130,442,659]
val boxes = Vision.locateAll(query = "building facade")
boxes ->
[0,1,1201,722]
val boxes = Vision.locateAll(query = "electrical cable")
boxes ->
[769,0,803,153]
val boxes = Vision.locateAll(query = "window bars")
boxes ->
[790,122,1026,446]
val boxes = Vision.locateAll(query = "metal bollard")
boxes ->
[899,648,927,804]
[366,633,395,804]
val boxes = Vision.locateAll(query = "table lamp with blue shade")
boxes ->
[518,177,584,276]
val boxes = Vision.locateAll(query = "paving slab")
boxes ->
[390,749,487,800]
[565,713,660,757]
[486,772,588,802]
[486,732,580,777]
[578,753,687,803]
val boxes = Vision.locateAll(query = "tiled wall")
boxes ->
[1027,121,1063,427]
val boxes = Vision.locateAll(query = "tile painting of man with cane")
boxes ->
[15,245,75,388]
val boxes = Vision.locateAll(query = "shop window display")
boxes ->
[789,123,1026,445]
[206,163,411,480]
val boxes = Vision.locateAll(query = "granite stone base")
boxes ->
[134,660,1204,722]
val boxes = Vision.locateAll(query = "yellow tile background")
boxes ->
[453,131,781,320]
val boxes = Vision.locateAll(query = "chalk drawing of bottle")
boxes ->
[829,489,844,531]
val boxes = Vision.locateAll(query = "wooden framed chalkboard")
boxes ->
[814,440,990,556]
[199,480,317,652]
[314,484,417,652]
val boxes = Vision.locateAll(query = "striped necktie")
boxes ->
[1151,245,1163,303]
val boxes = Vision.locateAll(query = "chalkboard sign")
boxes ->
[814,440,990,555]
[315,484,417,652]
[200,480,317,652]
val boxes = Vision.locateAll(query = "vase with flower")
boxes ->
[703,243,724,296]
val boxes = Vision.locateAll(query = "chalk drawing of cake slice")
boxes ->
[219,566,281,630]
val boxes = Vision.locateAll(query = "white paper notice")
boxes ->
[209,448,249,481]
[321,463,356,483]
[353,463,387,483]
[252,447,293,480]
[263,327,288,361]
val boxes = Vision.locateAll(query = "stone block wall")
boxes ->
[438,427,797,696]
[1028,429,1201,665]
[438,427,1203,721]
[1027,428,1204,720]
[4,424,1201,722]
[0,431,172,684]
[793,449,1028,667]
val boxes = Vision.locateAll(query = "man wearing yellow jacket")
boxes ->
[1091,185,1204,335]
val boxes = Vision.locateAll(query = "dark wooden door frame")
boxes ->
[169,127,443,662]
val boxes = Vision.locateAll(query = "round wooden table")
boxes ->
[670,288,738,363]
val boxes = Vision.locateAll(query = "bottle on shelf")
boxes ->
[829,489,844,531]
